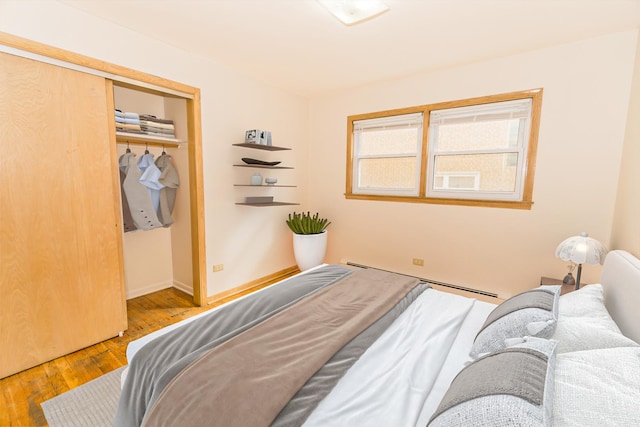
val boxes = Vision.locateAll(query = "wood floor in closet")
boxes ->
[0,276,293,426]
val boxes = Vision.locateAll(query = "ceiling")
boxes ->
[61,0,640,97]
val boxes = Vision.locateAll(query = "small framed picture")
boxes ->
[245,129,261,144]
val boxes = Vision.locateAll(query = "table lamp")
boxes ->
[555,232,608,290]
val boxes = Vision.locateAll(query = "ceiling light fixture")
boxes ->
[317,0,389,26]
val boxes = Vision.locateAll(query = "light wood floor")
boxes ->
[0,281,283,427]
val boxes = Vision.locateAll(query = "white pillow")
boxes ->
[553,347,640,426]
[551,284,638,353]
[557,284,616,319]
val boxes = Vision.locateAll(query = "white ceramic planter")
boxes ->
[292,230,328,271]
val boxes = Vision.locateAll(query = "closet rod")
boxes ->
[118,140,180,149]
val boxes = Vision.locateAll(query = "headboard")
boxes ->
[601,250,640,344]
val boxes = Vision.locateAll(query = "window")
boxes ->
[346,89,542,209]
[427,98,532,201]
[351,113,423,196]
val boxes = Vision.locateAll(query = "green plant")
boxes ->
[286,211,331,235]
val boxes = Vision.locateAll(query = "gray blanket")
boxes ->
[115,265,353,427]
[115,266,428,427]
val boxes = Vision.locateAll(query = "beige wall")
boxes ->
[308,30,638,299]
[2,1,638,301]
[0,0,308,298]
[611,35,640,257]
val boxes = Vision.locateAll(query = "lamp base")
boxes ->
[562,272,575,286]
[575,264,583,290]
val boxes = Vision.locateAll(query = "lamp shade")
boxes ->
[555,232,608,265]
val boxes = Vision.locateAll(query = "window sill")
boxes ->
[344,193,534,210]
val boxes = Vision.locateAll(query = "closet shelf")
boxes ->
[116,131,183,147]
[236,202,300,207]
[232,143,291,151]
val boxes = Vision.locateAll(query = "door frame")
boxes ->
[0,31,208,306]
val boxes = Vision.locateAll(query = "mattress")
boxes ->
[120,264,495,426]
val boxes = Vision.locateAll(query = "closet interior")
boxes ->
[114,84,194,300]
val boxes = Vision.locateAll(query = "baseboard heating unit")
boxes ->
[345,261,499,299]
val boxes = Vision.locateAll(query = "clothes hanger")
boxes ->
[126,141,131,153]
[145,143,149,154]
[162,145,166,156]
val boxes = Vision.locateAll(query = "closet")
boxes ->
[114,85,194,299]
[0,32,206,379]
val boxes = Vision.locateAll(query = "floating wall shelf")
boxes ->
[233,184,297,187]
[233,164,293,170]
[232,143,291,151]
[233,141,297,206]
[235,202,300,207]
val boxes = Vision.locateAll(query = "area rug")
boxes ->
[41,366,125,427]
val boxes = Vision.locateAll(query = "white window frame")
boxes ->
[426,98,533,201]
[351,113,423,196]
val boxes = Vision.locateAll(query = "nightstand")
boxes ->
[540,276,575,295]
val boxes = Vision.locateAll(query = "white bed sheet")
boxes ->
[303,288,495,427]
[417,292,496,424]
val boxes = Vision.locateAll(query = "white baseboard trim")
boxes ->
[172,280,193,296]
[125,280,174,300]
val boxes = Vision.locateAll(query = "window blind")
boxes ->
[430,99,532,125]
[353,112,423,132]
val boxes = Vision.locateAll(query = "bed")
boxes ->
[115,250,640,427]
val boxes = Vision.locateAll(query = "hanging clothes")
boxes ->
[137,152,164,213]
[155,153,180,227]
[119,168,137,233]
[119,152,163,231]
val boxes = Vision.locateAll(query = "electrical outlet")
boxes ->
[412,258,424,267]
[213,264,224,272]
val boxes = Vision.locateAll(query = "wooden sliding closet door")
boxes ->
[0,52,127,378]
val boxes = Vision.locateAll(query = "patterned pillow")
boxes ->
[429,337,557,427]
[470,286,560,358]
